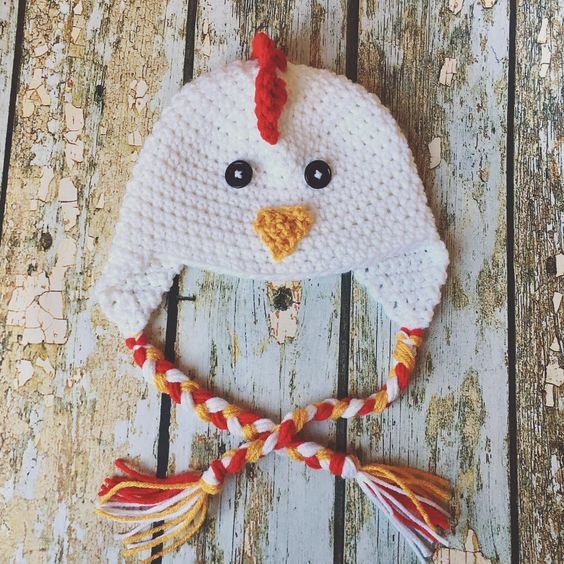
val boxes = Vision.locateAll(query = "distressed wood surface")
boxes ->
[0,0,19,191]
[169,3,347,562]
[0,0,188,560]
[345,1,511,563]
[515,1,563,562]
[0,0,562,563]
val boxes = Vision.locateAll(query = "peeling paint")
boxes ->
[425,393,456,451]
[545,358,564,407]
[433,528,492,562]
[242,467,273,563]
[539,44,552,79]
[0,0,191,561]
[127,129,143,146]
[448,0,463,15]
[451,276,470,309]
[456,370,486,496]
[553,292,562,313]
[128,78,150,112]
[16,360,34,387]
[6,271,68,345]
[266,282,301,344]
[476,245,505,325]
[429,137,442,169]
[439,57,457,86]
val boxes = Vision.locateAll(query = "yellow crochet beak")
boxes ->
[253,205,314,262]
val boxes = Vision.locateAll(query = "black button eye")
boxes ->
[225,160,252,188]
[304,160,332,189]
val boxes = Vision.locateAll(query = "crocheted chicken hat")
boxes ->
[96,34,450,562]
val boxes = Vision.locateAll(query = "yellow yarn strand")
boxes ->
[286,447,303,461]
[140,500,208,564]
[330,399,349,419]
[97,488,201,524]
[153,372,169,394]
[361,464,440,530]
[105,328,447,563]
[376,463,450,490]
[128,496,209,561]
[124,497,206,556]
[246,440,265,463]
[98,479,199,506]
[292,407,308,432]
[392,335,417,373]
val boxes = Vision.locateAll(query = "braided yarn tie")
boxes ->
[97,328,450,563]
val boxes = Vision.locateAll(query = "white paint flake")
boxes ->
[129,79,150,112]
[555,254,564,277]
[448,0,463,14]
[56,238,76,267]
[537,17,549,44]
[65,104,84,131]
[553,292,562,313]
[433,529,492,562]
[39,292,64,318]
[36,356,55,376]
[49,267,67,292]
[60,202,79,230]
[545,358,564,407]
[127,130,143,146]
[58,177,77,201]
[58,177,79,230]
[429,137,442,169]
[64,103,84,169]
[34,44,49,57]
[546,359,564,387]
[439,58,457,86]
[539,44,552,78]
[200,19,212,57]
[7,270,69,345]
[23,69,52,117]
[16,360,34,387]
[38,167,54,201]
[536,17,552,78]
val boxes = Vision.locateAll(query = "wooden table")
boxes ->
[0,1,561,562]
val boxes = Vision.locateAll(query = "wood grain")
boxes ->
[167,2,348,561]
[515,2,564,562]
[0,0,187,560]
[1,0,561,563]
[346,1,512,562]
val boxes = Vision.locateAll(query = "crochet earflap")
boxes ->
[95,32,450,562]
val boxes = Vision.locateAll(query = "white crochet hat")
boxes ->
[95,34,451,562]
[96,34,448,336]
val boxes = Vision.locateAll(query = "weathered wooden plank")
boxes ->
[0,0,187,560]
[515,2,563,562]
[167,2,347,562]
[346,1,511,562]
[0,0,19,190]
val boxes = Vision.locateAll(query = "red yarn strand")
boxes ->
[250,32,288,144]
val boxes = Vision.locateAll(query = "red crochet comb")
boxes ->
[251,32,288,144]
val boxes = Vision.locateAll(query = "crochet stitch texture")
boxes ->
[96,57,448,335]
[94,32,451,563]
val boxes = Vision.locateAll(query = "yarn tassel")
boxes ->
[355,464,451,563]
[97,460,210,563]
